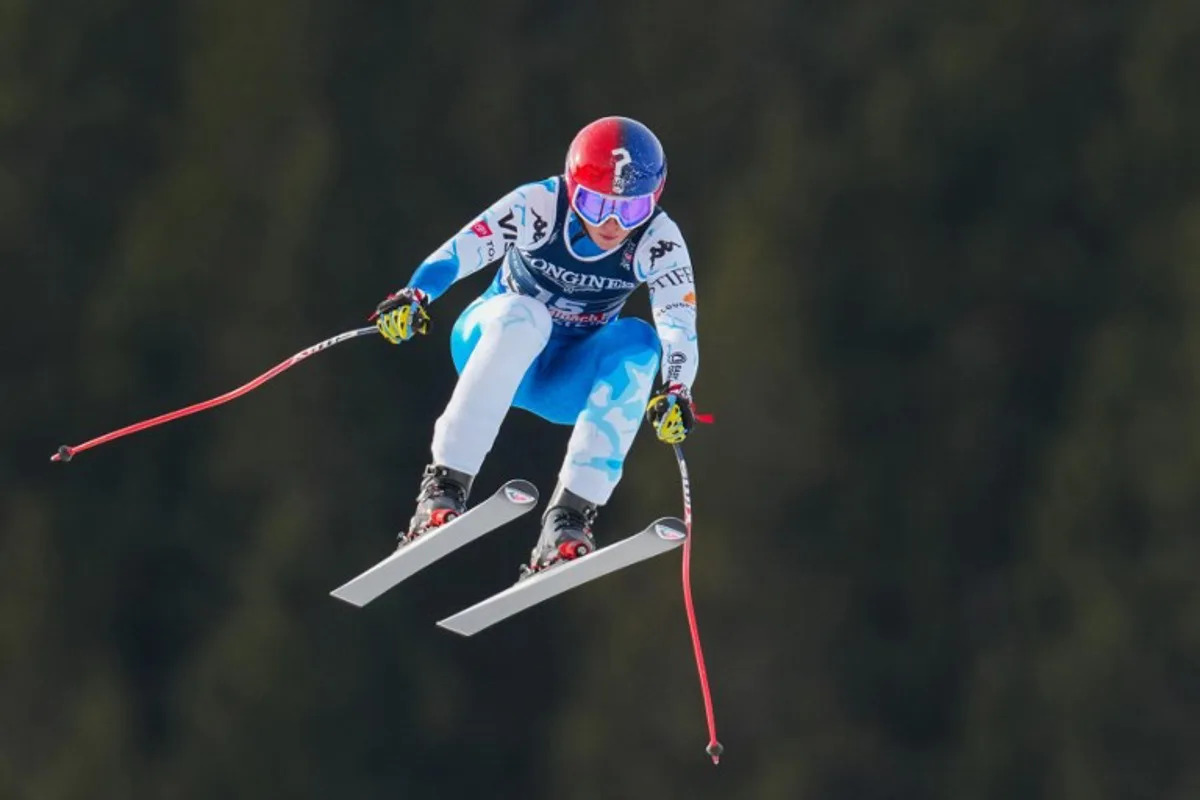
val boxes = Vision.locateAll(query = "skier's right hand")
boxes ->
[372,288,430,344]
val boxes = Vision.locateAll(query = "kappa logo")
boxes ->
[648,239,680,270]
[531,209,547,243]
[654,523,687,542]
[504,485,537,505]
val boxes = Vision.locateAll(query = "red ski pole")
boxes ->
[673,443,724,764]
[51,326,378,463]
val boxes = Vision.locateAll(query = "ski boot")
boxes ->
[400,464,473,547]
[519,484,598,579]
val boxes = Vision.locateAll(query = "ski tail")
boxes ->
[330,479,538,607]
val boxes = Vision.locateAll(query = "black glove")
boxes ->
[373,288,431,344]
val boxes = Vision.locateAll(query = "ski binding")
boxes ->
[330,479,538,607]
[436,517,687,636]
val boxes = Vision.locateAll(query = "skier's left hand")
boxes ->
[646,383,696,445]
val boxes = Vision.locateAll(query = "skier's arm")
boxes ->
[405,178,558,302]
[637,217,699,391]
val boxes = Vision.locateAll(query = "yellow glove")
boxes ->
[645,383,697,444]
[373,288,430,344]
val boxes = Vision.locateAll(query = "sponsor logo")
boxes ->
[531,209,547,243]
[620,245,636,272]
[648,239,681,269]
[654,523,686,541]
[547,307,620,327]
[667,350,686,380]
[470,220,493,238]
[504,486,536,504]
[649,266,694,290]
[498,210,518,241]
[543,295,625,326]
[527,257,637,294]
[683,291,696,306]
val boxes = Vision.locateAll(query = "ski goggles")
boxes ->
[572,185,656,229]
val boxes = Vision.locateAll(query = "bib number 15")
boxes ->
[531,285,587,315]
[551,296,586,314]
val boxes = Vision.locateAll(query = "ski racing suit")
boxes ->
[404,177,699,505]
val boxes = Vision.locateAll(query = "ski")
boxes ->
[436,517,687,636]
[330,480,539,607]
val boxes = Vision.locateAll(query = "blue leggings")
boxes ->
[442,293,661,503]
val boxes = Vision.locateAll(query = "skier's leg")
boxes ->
[435,293,553,471]
[512,318,660,570]
[406,293,551,541]
[558,318,660,504]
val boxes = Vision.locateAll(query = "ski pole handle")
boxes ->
[51,326,378,462]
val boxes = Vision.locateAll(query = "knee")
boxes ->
[477,294,553,344]
[625,317,660,351]
[608,318,661,369]
[452,294,553,373]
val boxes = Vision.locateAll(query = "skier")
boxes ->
[372,116,700,576]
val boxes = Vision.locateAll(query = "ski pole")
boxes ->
[673,443,724,765]
[51,326,378,463]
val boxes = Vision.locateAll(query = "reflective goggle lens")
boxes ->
[573,186,654,229]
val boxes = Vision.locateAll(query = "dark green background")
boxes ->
[4,2,1199,798]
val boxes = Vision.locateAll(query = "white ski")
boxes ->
[330,480,539,607]
[436,517,687,636]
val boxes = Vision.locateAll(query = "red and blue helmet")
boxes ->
[565,116,667,230]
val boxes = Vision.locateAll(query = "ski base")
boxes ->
[330,479,539,607]
[436,517,687,636]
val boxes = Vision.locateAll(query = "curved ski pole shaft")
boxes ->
[673,443,724,764]
[51,326,378,462]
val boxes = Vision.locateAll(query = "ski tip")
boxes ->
[329,588,367,608]
[500,479,538,506]
[435,618,474,637]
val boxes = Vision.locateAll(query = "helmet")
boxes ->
[564,116,667,228]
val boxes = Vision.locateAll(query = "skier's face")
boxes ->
[582,217,632,250]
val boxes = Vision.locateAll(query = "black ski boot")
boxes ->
[520,484,598,578]
[401,464,473,546]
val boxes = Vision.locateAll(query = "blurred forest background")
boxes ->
[3,1,1200,798]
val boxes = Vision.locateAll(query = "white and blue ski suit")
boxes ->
[406,177,699,505]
